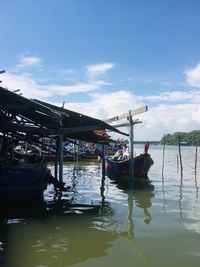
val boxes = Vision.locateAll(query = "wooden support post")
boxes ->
[177,155,179,173]
[162,134,166,178]
[195,145,198,175]
[54,138,58,179]
[177,136,183,177]
[54,156,58,179]
[129,111,134,183]
[59,133,64,183]
[102,144,106,177]
[76,140,79,161]
[101,144,105,205]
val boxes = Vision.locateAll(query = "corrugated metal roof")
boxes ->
[0,86,128,143]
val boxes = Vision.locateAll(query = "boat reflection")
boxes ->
[118,184,154,261]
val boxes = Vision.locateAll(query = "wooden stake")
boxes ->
[177,155,179,173]
[162,134,166,177]
[102,144,105,177]
[177,136,183,177]
[129,112,134,184]
[59,133,64,183]
[195,146,198,175]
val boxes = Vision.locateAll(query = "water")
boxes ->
[0,144,200,267]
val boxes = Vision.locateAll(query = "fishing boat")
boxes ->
[0,156,48,201]
[105,143,154,181]
[104,107,154,185]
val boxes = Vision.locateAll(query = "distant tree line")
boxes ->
[134,140,160,145]
[160,130,200,146]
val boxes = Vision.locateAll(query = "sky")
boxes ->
[1,0,200,141]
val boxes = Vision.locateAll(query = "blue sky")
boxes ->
[1,0,200,140]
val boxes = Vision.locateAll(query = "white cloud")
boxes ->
[136,103,200,140]
[0,72,109,99]
[1,72,51,98]
[57,92,200,141]
[86,63,114,76]
[44,80,110,95]
[16,54,42,69]
[141,90,200,102]
[185,63,200,88]
[3,58,200,141]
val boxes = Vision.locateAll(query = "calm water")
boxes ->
[0,144,200,267]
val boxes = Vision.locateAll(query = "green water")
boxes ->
[0,145,200,267]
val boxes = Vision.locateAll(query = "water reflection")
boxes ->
[179,173,183,221]
[118,186,154,262]
[194,173,199,201]
[2,145,200,267]
[0,199,115,266]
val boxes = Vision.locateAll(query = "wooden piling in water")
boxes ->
[162,134,166,177]
[195,145,198,175]
[177,136,183,176]
[129,112,134,184]
[177,155,179,173]
[59,133,64,183]
[102,144,105,177]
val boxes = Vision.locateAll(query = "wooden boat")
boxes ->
[0,156,48,201]
[106,153,154,177]
[105,143,154,185]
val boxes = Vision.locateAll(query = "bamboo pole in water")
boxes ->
[177,136,183,176]
[129,112,134,184]
[59,133,64,183]
[177,155,179,173]
[162,134,166,177]
[195,145,198,175]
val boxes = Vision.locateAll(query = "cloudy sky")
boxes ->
[1,0,200,140]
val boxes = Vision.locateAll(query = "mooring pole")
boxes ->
[195,145,198,175]
[54,137,58,179]
[100,144,106,205]
[162,134,166,178]
[129,111,134,183]
[59,133,64,183]
[177,136,183,177]
[102,144,106,177]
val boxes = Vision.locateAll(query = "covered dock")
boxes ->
[0,86,127,184]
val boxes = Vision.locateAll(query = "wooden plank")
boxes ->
[104,106,148,123]
[110,122,130,128]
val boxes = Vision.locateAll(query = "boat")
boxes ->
[0,156,48,201]
[0,148,67,201]
[103,107,154,186]
[105,143,154,184]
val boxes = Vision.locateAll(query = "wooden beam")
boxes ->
[111,119,142,128]
[111,122,130,128]
[104,106,148,123]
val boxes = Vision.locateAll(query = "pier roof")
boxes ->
[0,86,128,143]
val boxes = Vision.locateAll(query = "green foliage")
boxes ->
[160,130,200,146]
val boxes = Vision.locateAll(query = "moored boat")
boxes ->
[106,153,154,178]
[0,158,48,201]
[105,143,154,185]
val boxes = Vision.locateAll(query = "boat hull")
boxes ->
[0,161,48,201]
[106,154,154,181]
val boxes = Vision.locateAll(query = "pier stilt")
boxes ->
[195,145,198,175]
[129,112,134,184]
[177,136,183,177]
[162,134,166,177]
[59,133,64,183]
